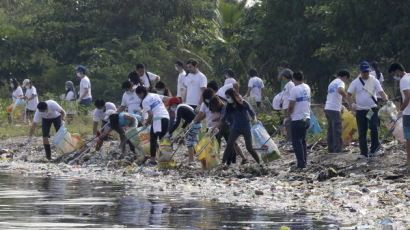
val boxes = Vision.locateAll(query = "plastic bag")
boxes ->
[195,136,220,170]
[157,137,176,169]
[251,122,281,162]
[341,108,357,147]
[379,102,405,143]
[386,118,405,143]
[126,126,151,155]
[52,126,82,154]
[11,99,26,122]
[272,92,284,110]
[308,110,322,135]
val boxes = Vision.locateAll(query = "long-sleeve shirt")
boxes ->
[222,100,255,131]
[169,104,195,134]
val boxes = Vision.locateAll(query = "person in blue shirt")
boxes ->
[98,111,142,155]
[219,88,261,166]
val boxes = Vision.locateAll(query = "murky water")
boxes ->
[0,172,338,229]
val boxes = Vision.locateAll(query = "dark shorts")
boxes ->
[403,115,410,140]
[42,116,62,138]
[80,98,92,107]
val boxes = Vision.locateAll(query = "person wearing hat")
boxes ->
[168,97,201,162]
[280,69,295,143]
[64,81,77,121]
[22,79,39,121]
[224,68,237,86]
[75,65,92,113]
[97,110,142,155]
[92,99,117,136]
[347,61,388,158]
[135,86,170,165]
[27,100,66,160]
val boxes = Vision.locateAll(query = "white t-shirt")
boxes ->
[282,81,295,110]
[93,102,116,122]
[370,71,384,84]
[79,76,92,99]
[65,91,75,101]
[224,78,237,86]
[140,72,159,88]
[324,78,345,111]
[216,83,233,100]
[142,93,169,119]
[12,86,23,102]
[33,100,64,123]
[289,83,311,121]
[400,73,410,115]
[121,91,141,114]
[183,71,207,106]
[25,86,39,111]
[200,103,220,128]
[347,77,383,110]
[177,71,186,97]
[248,76,264,102]
[272,91,284,110]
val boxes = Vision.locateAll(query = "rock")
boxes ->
[255,190,264,196]
[361,188,370,193]
[317,168,338,182]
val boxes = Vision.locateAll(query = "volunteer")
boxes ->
[245,69,264,108]
[64,81,77,121]
[92,99,117,135]
[280,69,294,142]
[135,63,160,90]
[183,58,207,110]
[175,61,186,101]
[75,65,92,112]
[10,78,23,102]
[118,81,141,115]
[223,68,237,86]
[22,79,39,121]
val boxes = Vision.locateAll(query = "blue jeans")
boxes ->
[291,119,310,168]
[79,98,92,107]
[356,108,380,156]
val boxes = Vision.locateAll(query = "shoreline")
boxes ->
[0,136,409,229]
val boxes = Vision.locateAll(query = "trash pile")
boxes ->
[0,129,409,229]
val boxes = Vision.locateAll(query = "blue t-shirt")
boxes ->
[118,113,142,127]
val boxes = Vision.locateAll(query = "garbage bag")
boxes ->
[378,101,397,122]
[378,102,405,143]
[251,122,281,163]
[126,126,151,155]
[308,110,322,134]
[157,137,176,169]
[11,99,26,122]
[52,126,82,154]
[195,136,220,170]
[341,108,357,147]
[386,118,405,143]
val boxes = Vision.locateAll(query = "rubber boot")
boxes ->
[44,144,51,160]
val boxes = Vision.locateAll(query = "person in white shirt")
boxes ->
[347,61,388,158]
[10,78,23,103]
[22,79,39,121]
[118,81,142,115]
[280,69,294,142]
[93,99,117,135]
[175,61,187,101]
[246,69,264,107]
[75,65,92,113]
[136,86,170,165]
[371,62,385,101]
[288,71,311,169]
[324,70,350,154]
[27,100,66,160]
[183,58,207,110]
[135,63,160,90]
[389,63,410,169]
[223,68,237,86]
[64,81,77,121]
[216,83,239,101]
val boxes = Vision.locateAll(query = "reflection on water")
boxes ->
[0,173,338,229]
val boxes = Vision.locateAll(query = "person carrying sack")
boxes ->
[347,61,388,158]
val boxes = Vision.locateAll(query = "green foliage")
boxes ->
[258,111,282,135]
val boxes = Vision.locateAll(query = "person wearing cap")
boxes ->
[27,100,66,160]
[64,81,77,121]
[388,63,410,169]
[175,61,187,102]
[280,69,295,143]
[183,58,208,111]
[135,86,170,165]
[92,99,117,136]
[245,68,264,108]
[224,68,237,86]
[347,61,388,158]
[135,63,160,91]
[22,79,39,121]
[75,65,92,113]
[168,97,201,162]
[97,111,142,155]
[324,70,350,154]
[9,78,23,103]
